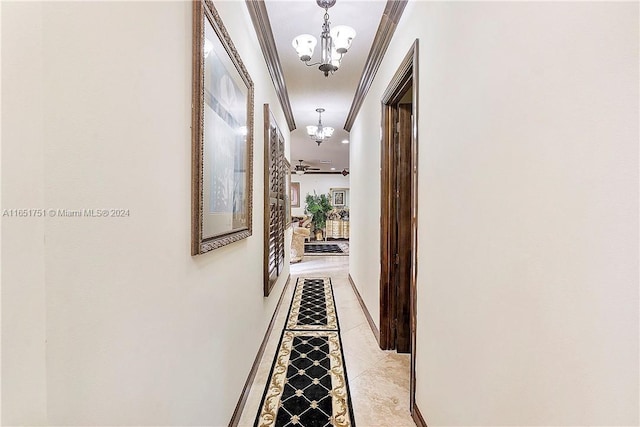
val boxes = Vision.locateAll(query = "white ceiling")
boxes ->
[264,0,387,172]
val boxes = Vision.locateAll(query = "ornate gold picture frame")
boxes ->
[192,0,254,255]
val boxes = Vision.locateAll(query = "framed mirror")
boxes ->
[191,0,254,255]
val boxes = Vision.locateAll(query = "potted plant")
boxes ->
[304,191,333,241]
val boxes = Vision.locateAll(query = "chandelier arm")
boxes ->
[303,60,323,67]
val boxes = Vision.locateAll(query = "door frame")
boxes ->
[379,39,419,410]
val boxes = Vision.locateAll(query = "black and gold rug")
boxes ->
[304,243,349,256]
[255,278,355,427]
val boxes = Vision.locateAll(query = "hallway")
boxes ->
[2,1,637,426]
[238,256,414,427]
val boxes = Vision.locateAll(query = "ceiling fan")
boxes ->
[293,160,320,175]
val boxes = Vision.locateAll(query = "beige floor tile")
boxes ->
[341,322,389,379]
[336,306,367,333]
[349,354,413,426]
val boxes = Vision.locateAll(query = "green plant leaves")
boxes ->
[304,191,333,230]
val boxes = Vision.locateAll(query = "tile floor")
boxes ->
[237,255,416,427]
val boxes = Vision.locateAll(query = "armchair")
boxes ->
[291,226,310,263]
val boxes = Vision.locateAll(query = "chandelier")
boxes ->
[291,0,356,77]
[307,108,334,146]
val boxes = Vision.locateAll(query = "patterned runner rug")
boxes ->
[255,278,355,427]
[304,243,349,256]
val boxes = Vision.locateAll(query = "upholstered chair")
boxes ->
[291,227,311,263]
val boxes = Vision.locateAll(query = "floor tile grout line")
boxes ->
[346,351,396,383]
[337,321,367,335]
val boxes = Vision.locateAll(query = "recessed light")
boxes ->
[342,139,349,144]
[331,167,336,171]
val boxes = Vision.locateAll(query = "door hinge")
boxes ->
[395,253,400,265]
[396,121,401,133]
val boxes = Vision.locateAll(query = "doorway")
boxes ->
[379,40,418,411]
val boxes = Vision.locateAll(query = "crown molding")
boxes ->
[343,0,408,131]
[245,0,296,131]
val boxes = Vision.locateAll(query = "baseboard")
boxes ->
[228,274,291,427]
[412,403,428,427]
[348,274,380,345]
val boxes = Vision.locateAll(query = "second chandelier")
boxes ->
[306,108,334,146]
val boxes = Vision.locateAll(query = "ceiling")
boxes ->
[263,0,388,173]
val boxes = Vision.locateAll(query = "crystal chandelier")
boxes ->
[291,0,356,77]
[306,108,334,146]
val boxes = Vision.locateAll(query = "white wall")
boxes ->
[291,173,349,217]
[350,1,639,425]
[348,102,381,327]
[1,3,48,424]
[1,1,290,425]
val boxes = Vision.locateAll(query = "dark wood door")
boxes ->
[378,39,418,414]
[394,102,413,353]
